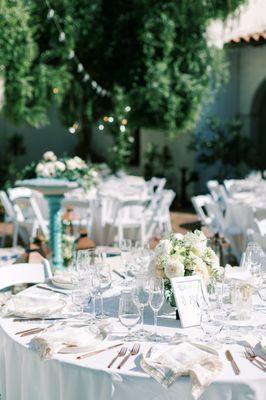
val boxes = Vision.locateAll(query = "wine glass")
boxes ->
[220,280,235,343]
[92,259,112,319]
[120,239,132,282]
[118,289,140,341]
[200,306,224,343]
[245,242,264,288]
[148,277,164,341]
[132,274,149,339]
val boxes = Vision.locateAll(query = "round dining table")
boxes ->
[0,260,265,400]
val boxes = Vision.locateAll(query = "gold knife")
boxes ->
[77,343,123,360]
[225,350,240,375]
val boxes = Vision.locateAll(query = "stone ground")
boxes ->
[0,210,201,248]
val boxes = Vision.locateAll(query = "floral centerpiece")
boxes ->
[35,151,99,191]
[150,230,220,307]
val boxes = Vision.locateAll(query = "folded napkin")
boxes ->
[51,273,74,289]
[140,343,223,400]
[1,295,65,318]
[224,265,252,282]
[0,292,11,306]
[30,320,112,360]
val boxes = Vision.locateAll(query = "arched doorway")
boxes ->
[251,79,266,169]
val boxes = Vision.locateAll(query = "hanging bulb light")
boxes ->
[52,87,59,94]
[98,124,104,131]
[108,117,114,123]
[83,73,90,82]
[91,81,97,88]
[47,9,55,19]
[120,125,126,132]
[125,106,131,112]
[121,119,128,125]
[59,32,66,42]
[68,50,75,59]
[77,63,84,73]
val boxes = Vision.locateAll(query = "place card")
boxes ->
[170,276,208,328]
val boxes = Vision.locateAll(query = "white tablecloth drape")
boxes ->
[0,263,265,400]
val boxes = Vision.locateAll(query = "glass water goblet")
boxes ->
[118,290,140,341]
[132,274,149,339]
[200,307,224,344]
[91,262,112,319]
[148,277,164,341]
[120,239,132,283]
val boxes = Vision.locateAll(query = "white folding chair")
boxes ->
[153,189,175,233]
[207,180,228,211]
[8,188,49,246]
[148,177,166,196]
[191,195,217,232]
[0,260,52,290]
[0,191,15,247]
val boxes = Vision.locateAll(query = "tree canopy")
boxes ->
[0,0,246,158]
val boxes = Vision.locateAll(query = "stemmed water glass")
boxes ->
[120,239,132,283]
[91,255,112,319]
[118,289,140,341]
[148,277,164,341]
[132,274,149,339]
[245,242,264,288]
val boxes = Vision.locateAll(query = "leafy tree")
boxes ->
[189,117,256,180]
[0,0,246,160]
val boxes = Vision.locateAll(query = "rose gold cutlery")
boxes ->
[245,347,266,371]
[245,351,266,372]
[77,343,124,360]
[245,344,266,364]
[117,343,140,369]
[107,346,127,368]
[225,350,240,375]
[15,327,44,336]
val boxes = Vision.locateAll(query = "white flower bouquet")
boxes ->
[35,151,99,191]
[150,230,220,306]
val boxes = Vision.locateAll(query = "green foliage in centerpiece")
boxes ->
[150,230,221,306]
[22,151,99,191]
[0,0,246,158]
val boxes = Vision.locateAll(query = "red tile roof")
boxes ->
[227,30,266,44]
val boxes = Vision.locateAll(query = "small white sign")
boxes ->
[170,276,208,328]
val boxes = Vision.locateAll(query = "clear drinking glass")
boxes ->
[118,290,140,341]
[220,280,235,343]
[132,274,149,339]
[200,307,224,343]
[91,260,112,319]
[120,239,132,283]
[148,277,164,341]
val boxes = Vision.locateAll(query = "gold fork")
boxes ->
[108,346,127,368]
[117,343,140,369]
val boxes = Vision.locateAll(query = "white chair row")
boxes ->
[0,259,52,291]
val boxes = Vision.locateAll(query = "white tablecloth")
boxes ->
[0,263,265,400]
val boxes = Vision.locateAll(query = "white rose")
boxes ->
[66,159,77,170]
[173,233,184,241]
[45,161,56,177]
[183,230,207,256]
[36,162,45,175]
[155,239,172,259]
[43,151,57,162]
[193,258,210,284]
[55,161,66,172]
[164,254,184,279]
[73,156,86,169]
[203,248,220,270]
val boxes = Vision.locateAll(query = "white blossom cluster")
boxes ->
[151,230,220,285]
[35,151,99,190]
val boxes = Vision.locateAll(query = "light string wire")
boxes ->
[43,0,131,134]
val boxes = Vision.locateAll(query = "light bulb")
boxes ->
[108,117,114,123]
[77,64,84,73]
[68,50,75,59]
[59,32,66,42]
[125,106,131,112]
[83,74,90,82]
[120,125,126,132]
[121,118,127,125]
[52,87,59,94]
[91,81,97,88]
[103,116,109,122]
[69,127,76,134]
[98,124,104,131]
[47,9,55,19]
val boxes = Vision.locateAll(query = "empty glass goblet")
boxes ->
[118,289,140,341]
[148,277,164,341]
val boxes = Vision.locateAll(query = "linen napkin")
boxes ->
[51,273,75,289]
[30,320,113,360]
[1,295,65,318]
[140,342,223,400]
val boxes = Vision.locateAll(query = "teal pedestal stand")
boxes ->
[46,195,64,269]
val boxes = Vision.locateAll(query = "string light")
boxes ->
[52,87,59,94]
[120,125,126,132]
[108,117,114,123]
[103,116,109,122]
[98,124,104,131]
[68,122,79,134]
[44,0,110,97]
[125,106,131,112]
[121,118,127,125]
